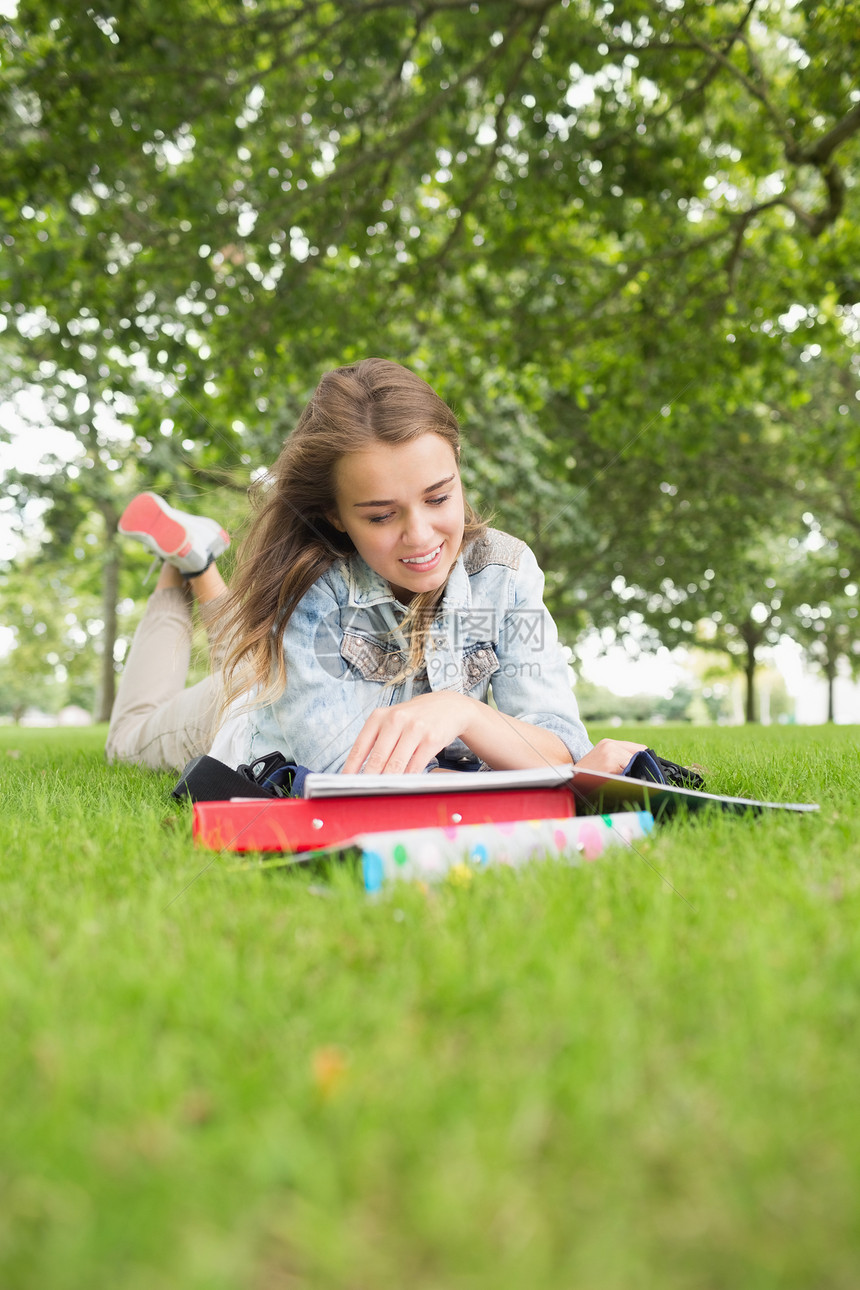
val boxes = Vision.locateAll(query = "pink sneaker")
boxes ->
[118,492,230,575]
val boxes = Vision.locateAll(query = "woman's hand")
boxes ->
[342,691,475,775]
[575,738,648,775]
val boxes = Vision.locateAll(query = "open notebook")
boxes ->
[301,764,819,815]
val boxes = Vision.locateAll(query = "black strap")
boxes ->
[623,748,705,791]
[172,751,308,803]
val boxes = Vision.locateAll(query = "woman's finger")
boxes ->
[342,712,383,774]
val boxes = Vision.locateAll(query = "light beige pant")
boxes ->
[105,587,228,772]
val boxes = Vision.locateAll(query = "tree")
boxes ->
[787,551,860,722]
[1,0,859,698]
[0,550,109,720]
[754,335,860,571]
[628,531,807,723]
[5,0,858,434]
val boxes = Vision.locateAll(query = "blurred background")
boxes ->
[1,0,858,729]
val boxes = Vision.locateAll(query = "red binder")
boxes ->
[193,784,575,853]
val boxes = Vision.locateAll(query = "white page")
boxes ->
[302,764,575,799]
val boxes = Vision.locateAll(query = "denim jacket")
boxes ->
[215,528,592,773]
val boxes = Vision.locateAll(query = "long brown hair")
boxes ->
[219,358,486,709]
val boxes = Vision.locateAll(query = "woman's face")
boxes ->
[330,434,466,603]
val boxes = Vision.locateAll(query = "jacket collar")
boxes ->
[346,556,399,608]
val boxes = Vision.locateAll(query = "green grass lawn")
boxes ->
[1,723,859,1290]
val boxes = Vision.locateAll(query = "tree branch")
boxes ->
[677,18,793,149]
[416,6,548,271]
[793,101,860,166]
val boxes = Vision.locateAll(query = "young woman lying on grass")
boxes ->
[108,358,645,779]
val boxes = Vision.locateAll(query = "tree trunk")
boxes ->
[96,520,120,723]
[826,664,836,723]
[744,644,757,723]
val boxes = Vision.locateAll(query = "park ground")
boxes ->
[1,723,859,1290]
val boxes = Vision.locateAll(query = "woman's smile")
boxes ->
[400,544,443,568]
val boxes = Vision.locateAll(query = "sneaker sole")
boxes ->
[118,494,192,559]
